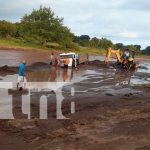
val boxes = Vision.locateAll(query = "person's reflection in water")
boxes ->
[70,68,74,81]
[48,66,58,82]
[62,67,69,82]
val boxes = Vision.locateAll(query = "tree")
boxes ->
[89,37,99,48]
[73,35,90,47]
[142,46,150,55]
[115,43,124,50]
[0,20,16,38]
[125,45,141,52]
[21,6,73,47]
[133,45,141,51]
[79,35,90,41]
[98,38,113,49]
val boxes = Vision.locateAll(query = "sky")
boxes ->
[0,0,150,48]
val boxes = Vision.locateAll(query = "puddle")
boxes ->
[130,63,150,85]
[0,50,51,67]
[0,62,150,89]
[0,52,103,67]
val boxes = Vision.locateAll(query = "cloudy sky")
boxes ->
[0,0,150,48]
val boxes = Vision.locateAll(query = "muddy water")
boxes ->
[0,64,150,91]
[0,50,52,66]
[0,50,150,89]
[0,51,106,66]
[0,50,95,67]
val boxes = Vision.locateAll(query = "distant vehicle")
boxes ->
[60,52,77,67]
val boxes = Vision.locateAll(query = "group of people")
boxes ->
[17,53,79,90]
[50,53,60,67]
[50,53,79,68]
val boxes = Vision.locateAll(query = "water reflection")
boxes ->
[27,66,78,82]
[0,62,150,87]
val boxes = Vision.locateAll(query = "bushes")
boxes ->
[0,6,77,49]
[0,21,16,38]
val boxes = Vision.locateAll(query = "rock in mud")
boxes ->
[106,93,114,96]
[124,93,133,97]
[0,65,17,76]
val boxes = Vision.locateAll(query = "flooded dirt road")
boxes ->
[0,50,54,66]
[0,50,150,150]
[0,49,149,66]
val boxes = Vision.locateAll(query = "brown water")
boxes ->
[0,50,52,66]
[0,66,150,92]
[0,50,150,88]
[0,50,105,66]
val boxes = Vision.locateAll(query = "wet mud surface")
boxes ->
[0,50,150,150]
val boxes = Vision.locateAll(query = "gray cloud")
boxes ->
[121,0,150,11]
[0,0,149,48]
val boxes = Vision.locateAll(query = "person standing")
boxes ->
[76,53,79,65]
[54,56,60,68]
[72,55,77,69]
[50,53,54,65]
[17,60,27,90]
[63,56,70,68]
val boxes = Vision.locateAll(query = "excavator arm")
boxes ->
[104,48,122,64]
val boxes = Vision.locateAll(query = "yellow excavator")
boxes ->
[104,48,137,70]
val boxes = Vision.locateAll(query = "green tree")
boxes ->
[114,43,124,50]
[125,45,141,52]
[73,35,90,47]
[0,20,16,38]
[98,38,113,49]
[21,6,73,47]
[89,37,99,48]
[142,46,150,55]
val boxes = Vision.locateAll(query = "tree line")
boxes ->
[0,6,149,55]
[73,35,145,53]
[0,6,76,49]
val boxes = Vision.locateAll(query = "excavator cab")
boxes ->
[120,49,137,70]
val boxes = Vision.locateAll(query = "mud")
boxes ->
[0,50,150,150]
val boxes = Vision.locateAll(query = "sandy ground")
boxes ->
[0,51,150,149]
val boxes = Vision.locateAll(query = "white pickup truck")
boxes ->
[60,52,78,67]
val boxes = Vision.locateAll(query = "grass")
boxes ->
[0,38,149,58]
[0,38,48,51]
[79,46,106,55]
[0,38,107,55]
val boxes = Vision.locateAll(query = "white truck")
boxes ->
[60,52,77,68]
